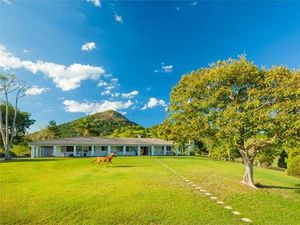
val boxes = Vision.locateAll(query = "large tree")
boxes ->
[0,74,33,160]
[167,56,299,188]
[0,104,35,145]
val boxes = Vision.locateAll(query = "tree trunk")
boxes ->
[242,158,257,188]
[4,144,10,160]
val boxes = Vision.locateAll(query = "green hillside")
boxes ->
[58,110,138,137]
[29,110,139,140]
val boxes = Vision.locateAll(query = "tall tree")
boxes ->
[167,56,299,188]
[0,104,35,145]
[47,120,59,137]
[0,74,30,160]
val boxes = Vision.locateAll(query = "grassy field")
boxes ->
[0,157,299,225]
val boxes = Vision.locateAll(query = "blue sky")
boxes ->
[0,0,300,131]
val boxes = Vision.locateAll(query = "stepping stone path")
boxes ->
[242,218,252,223]
[159,161,253,223]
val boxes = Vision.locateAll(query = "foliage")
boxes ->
[287,155,300,177]
[29,110,138,139]
[26,128,55,142]
[277,150,288,169]
[165,56,300,187]
[76,117,97,136]
[0,146,4,157]
[0,103,35,147]
[111,125,147,138]
[47,120,59,137]
[286,148,300,177]
[256,147,277,168]
[209,140,240,161]
[11,145,30,156]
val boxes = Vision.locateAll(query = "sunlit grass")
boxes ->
[0,157,299,225]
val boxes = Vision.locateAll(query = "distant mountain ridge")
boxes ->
[58,110,139,137]
[28,110,140,140]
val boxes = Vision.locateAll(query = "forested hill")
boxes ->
[28,110,140,140]
[59,110,138,137]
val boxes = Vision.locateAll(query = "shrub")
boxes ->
[277,150,288,168]
[287,155,300,177]
[11,145,30,157]
[0,147,4,157]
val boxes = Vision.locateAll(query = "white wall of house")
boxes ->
[30,144,177,158]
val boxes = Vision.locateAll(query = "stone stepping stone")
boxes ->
[210,196,217,200]
[200,189,206,192]
[192,184,198,187]
[241,218,252,223]
[217,201,224,205]
[224,206,232,210]
[195,187,202,190]
[204,192,211,196]
[232,211,241,215]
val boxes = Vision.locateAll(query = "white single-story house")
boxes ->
[29,137,190,158]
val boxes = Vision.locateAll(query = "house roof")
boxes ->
[28,136,174,146]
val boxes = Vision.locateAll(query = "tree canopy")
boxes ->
[165,56,299,187]
[0,103,35,147]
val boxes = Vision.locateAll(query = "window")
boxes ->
[101,146,108,151]
[116,146,123,152]
[66,146,73,152]
[126,146,137,152]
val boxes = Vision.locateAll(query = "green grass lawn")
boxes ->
[0,157,299,225]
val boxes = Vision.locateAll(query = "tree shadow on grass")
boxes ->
[0,158,60,163]
[111,165,150,168]
[257,183,300,193]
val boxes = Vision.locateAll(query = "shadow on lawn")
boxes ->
[0,158,60,163]
[257,183,300,192]
[111,165,149,168]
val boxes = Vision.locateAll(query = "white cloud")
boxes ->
[23,49,31,53]
[25,85,49,96]
[0,45,105,91]
[111,92,120,97]
[101,90,112,96]
[81,42,96,51]
[87,0,100,7]
[104,73,113,78]
[3,0,12,4]
[97,80,109,87]
[191,1,197,6]
[99,77,120,96]
[121,90,139,99]
[63,99,133,114]
[114,14,123,23]
[154,63,173,73]
[162,65,173,73]
[141,97,166,110]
